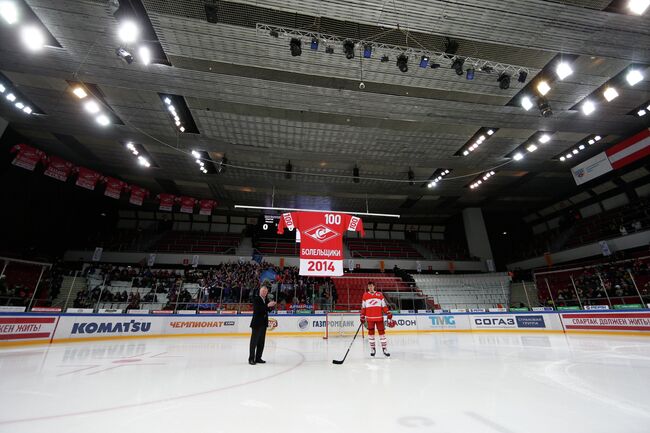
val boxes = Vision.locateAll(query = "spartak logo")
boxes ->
[303,224,340,243]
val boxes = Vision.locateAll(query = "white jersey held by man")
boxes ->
[277,211,365,276]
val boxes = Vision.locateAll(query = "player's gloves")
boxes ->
[387,312,393,320]
[360,315,366,323]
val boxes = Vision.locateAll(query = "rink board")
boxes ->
[0,310,648,346]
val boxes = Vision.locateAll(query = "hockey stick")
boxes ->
[332,322,363,365]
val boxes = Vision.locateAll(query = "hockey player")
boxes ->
[360,281,391,357]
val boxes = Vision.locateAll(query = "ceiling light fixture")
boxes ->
[138,46,151,65]
[556,62,573,80]
[539,134,551,144]
[84,100,100,114]
[537,80,551,96]
[581,100,596,115]
[628,0,650,14]
[95,114,110,126]
[118,21,139,43]
[521,96,533,111]
[73,87,87,99]
[21,25,45,51]
[626,69,644,86]
[513,152,524,161]
[0,1,18,25]
[603,87,619,102]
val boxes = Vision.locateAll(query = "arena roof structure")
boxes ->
[0,0,648,222]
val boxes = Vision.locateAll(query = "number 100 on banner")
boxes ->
[299,259,343,276]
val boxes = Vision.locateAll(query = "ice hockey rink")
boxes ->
[1,333,649,433]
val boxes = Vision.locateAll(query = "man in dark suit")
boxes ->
[249,284,276,365]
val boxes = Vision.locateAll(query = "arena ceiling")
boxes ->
[0,0,649,222]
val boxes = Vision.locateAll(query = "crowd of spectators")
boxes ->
[538,257,650,307]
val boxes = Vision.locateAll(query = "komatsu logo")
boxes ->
[304,224,340,243]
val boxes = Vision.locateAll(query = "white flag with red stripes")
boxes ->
[605,128,650,170]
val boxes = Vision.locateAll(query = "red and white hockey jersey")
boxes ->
[103,177,128,199]
[199,199,217,215]
[361,291,389,321]
[43,155,74,182]
[10,144,46,171]
[178,196,197,213]
[74,167,102,190]
[157,193,176,212]
[128,185,149,206]
[277,211,364,276]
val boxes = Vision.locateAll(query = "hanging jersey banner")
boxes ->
[75,167,102,190]
[10,144,46,171]
[43,155,74,181]
[178,196,197,213]
[199,200,217,215]
[277,211,364,276]
[157,193,176,212]
[104,177,127,199]
[129,186,149,206]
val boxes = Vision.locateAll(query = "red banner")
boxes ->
[74,167,102,190]
[103,177,128,199]
[199,199,217,215]
[157,193,176,212]
[178,196,197,213]
[128,185,149,206]
[43,155,74,181]
[10,144,46,171]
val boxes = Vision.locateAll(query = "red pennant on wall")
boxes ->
[10,143,46,171]
[199,199,217,215]
[103,177,128,199]
[156,193,176,212]
[178,196,197,213]
[74,166,102,190]
[128,185,149,206]
[43,155,75,182]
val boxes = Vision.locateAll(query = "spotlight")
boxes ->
[6,93,16,101]
[285,161,292,179]
[560,156,566,161]
[521,96,533,111]
[518,70,528,83]
[179,126,185,132]
[463,150,469,156]
[325,46,334,54]
[164,97,171,105]
[408,168,415,186]
[290,38,301,56]
[497,73,510,89]
[594,135,602,141]
[396,54,408,73]
[115,47,134,64]
[0,84,4,92]
[118,21,139,43]
[628,0,650,14]
[419,55,429,68]
[95,114,110,126]
[526,144,538,152]
[572,149,579,154]
[603,87,618,102]
[466,68,475,80]
[15,102,23,109]
[444,38,459,55]
[579,144,585,150]
[310,38,319,51]
[269,29,279,38]
[539,134,551,144]
[218,156,228,173]
[343,40,355,59]
[513,152,524,161]
[638,109,646,117]
[191,150,201,158]
[588,139,595,145]
[21,26,45,51]
[487,130,495,136]
[380,55,389,63]
[566,153,573,159]
[138,46,151,65]
[353,165,360,183]
[537,80,551,96]
[555,62,573,80]
[0,1,18,24]
[428,182,435,188]
[626,69,644,86]
[73,87,87,99]
[22,106,32,114]
[537,98,553,117]
[363,44,372,58]
[451,57,464,75]
[137,156,150,167]
[581,100,596,115]
[84,100,100,114]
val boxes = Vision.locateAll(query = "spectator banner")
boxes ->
[178,196,197,213]
[43,155,74,181]
[147,253,156,266]
[191,255,199,268]
[10,143,46,171]
[74,166,102,190]
[0,316,58,343]
[156,193,176,212]
[92,247,103,262]
[66,308,94,313]
[599,241,612,256]
[103,177,127,199]
[199,199,217,215]
[128,186,149,206]
[561,312,650,333]
[605,128,650,170]
[571,152,613,185]
[98,309,123,314]
[0,306,27,312]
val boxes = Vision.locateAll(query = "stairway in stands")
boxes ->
[332,273,426,310]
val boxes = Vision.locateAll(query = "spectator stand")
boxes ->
[533,255,650,309]
[0,256,52,310]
